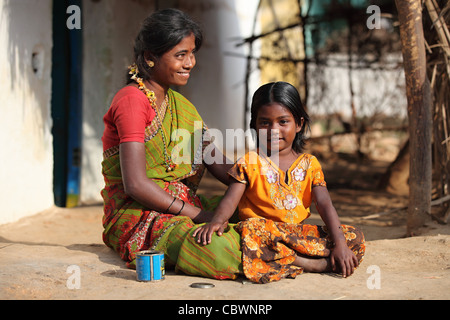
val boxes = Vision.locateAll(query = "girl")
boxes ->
[194,82,365,282]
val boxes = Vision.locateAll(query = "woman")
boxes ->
[101,8,242,280]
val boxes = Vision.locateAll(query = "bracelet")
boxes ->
[165,197,176,214]
[175,200,185,216]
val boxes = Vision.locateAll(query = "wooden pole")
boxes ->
[395,0,432,236]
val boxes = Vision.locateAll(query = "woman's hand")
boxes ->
[330,240,359,278]
[192,220,228,245]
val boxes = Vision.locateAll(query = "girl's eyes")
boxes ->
[258,120,289,126]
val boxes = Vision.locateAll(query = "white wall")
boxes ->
[177,0,249,153]
[0,0,54,224]
[307,53,407,119]
[80,0,157,204]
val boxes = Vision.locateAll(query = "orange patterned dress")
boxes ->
[230,151,365,283]
[229,151,327,224]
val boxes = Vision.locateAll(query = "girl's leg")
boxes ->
[293,254,332,273]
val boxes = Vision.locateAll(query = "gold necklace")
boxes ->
[128,64,177,172]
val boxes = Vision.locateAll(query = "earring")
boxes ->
[147,61,155,68]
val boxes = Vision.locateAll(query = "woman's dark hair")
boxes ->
[250,81,310,153]
[127,8,203,83]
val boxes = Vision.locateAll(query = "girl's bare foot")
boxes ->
[293,255,332,273]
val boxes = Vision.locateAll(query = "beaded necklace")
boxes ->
[128,63,177,172]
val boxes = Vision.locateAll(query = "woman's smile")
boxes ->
[177,71,190,79]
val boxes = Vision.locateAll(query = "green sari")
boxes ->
[101,89,243,279]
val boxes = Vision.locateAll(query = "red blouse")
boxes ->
[102,86,156,152]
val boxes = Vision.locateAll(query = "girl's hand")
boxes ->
[192,221,228,245]
[330,240,359,278]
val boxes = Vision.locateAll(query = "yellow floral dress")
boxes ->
[230,151,365,283]
[229,151,326,224]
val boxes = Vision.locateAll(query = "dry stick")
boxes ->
[426,0,450,57]
[425,0,450,78]
[361,194,450,220]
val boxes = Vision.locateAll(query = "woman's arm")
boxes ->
[312,186,358,277]
[193,181,246,245]
[120,141,212,222]
[203,144,234,185]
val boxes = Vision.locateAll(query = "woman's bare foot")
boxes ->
[293,255,332,273]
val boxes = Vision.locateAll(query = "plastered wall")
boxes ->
[0,0,54,224]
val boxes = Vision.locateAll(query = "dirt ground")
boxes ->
[1,145,449,300]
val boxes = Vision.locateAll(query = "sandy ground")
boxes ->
[0,205,448,301]
[1,156,449,300]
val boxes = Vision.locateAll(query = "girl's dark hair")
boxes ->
[250,82,310,153]
[127,8,203,83]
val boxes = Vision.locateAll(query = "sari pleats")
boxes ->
[153,221,243,280]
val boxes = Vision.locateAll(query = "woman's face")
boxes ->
[149,33,197,88]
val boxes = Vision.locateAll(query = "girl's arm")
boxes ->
[193,181,246,245]
[312,186,358,277]
[120,142,213,222]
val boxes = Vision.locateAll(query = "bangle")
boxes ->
[165,197,176,214]
[175,200,185,216]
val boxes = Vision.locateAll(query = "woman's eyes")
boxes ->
[176,51,196,59]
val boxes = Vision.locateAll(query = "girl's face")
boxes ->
[255,102,303,155]
[148,33,197,89]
